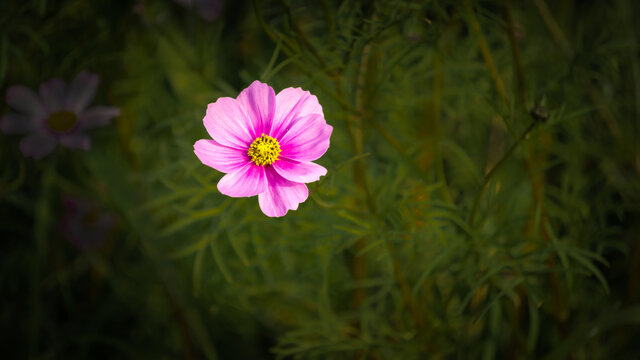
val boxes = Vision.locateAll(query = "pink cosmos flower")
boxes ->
[194,80,332,217]
[1,71,120,159]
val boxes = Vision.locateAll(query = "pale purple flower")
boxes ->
[175,0,221,21]
[194,80,332,217]
[1,71,120,159]
[61,196,115,250]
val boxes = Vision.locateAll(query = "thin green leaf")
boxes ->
[460,263,512,312]
[159,201,229,237]
[412,242,460,295]
[192,247,205,297]
[210,234,233,284]
[474,277,523,324]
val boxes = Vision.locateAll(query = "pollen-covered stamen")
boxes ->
[248,134,281,166]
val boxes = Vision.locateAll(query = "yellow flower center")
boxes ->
[248,134,281,166]
[46,110,77,133]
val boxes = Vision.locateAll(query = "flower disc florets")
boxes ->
[248,134,280,166]
[46,110,78,133]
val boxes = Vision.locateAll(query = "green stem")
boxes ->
[469,121,537,226]
[348,12,426,330]
[465,0,510,108]
[278,0,328,70]
[370,121,431,185]
[532,0,620,137]
[29,163,55,358]
[504,5,527,110]
[433,54,453,206]
[531,0,573,57]
[252,0,359,114]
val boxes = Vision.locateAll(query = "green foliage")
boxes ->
[1,0,640,358]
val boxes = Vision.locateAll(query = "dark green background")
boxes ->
[1,0,639,358]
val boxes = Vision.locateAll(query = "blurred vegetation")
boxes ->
[1,0,640,358]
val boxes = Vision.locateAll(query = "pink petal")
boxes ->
[65,71,99,113]
[279,113,332,162]
[217,162,267,197]
[258,167,309,217]
[19,131,57,159]
[194,139,248,173]
[271,87,323,139]
[272,157,327,183]
[79,106,120,130]
[203,97,254,149]
[6,86,45,116]
[59,133,91,150]
[1,113,34,134]
[236,80,275,137]
[39,78,66,112]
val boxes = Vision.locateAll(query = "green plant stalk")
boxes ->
[504,6,539,356]
[260,0,426,332]
[0,158,26,198]
[525,119,572,344]
[278,0,328,70]
[465,0,510,108]
[469,121,537,226]
[344,24,373,311]
[28,163,54,358]
[504,5,527,110]
[620,0,640,125]
[581,74,622,137]
[627,227,640,304]
[107,125,219,359]
[532,0,621,137]
[252,0,358,113]
[433,54,454,206]
[516,4,582,350]
[256,0,372,316]
[369,121,432,186]
[138,232,219,360]
[321,0,335,48]
[346,17,426,331]
[531,0,573,57]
